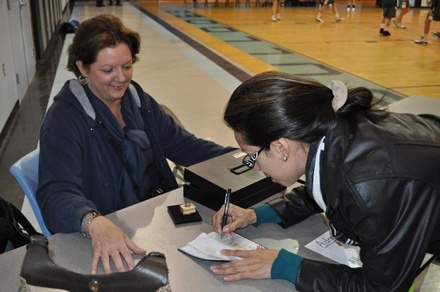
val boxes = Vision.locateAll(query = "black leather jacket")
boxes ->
[268,113,440,291]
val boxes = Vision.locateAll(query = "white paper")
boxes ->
[254,238,299,254]
[305,231,362,268]
[179,231,262,261]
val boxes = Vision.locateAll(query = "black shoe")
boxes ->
[109,0,113,5]
[379,28,384,35]
[382,31,391,36]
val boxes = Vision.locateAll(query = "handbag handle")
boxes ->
[20,236,170,292]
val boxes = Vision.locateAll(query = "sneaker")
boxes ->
[432,32,440,39]
[380,28,384,35]
[276,13,281,20]
[351,7,355,11]
[347,7,350,11]
[414,36,428,44]
[415,37,428,44]
[316,16,324,22]
[382,31,391,36]
[271,15,277,22]
[392,19,406,29]
[335,17,344,22]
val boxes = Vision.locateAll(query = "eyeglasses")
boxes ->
[242,147,264,169]
[230,147,264,175]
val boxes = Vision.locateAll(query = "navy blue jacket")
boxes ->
[37,80,232,233]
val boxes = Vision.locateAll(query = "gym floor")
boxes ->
[0,1,438,290]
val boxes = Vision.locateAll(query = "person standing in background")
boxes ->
[347,0,356,12]
[316,0,343,22]
[271,0,281,22]
[415,0,440,44]
[393,0,410,29]
[379,0,395,36]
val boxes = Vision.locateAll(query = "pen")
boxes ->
[221,188,231,239]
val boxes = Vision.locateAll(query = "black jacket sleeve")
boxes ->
[268,185,323,228]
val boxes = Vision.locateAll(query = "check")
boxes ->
[179,232,263,261]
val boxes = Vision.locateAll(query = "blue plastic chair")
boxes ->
[9,148,52,236]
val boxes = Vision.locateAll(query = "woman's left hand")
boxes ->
[88,216,146,274]
[210,249,280,281]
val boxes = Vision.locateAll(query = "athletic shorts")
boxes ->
[432,0,440,21]
[383,7,397,18]
[382,0,395,8]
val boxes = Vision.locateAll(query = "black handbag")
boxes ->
[0,196,41,253]
[20,236,170,292]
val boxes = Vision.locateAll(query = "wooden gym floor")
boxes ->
[134,0,440,102]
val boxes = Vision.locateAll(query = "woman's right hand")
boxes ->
[212,203,257,236]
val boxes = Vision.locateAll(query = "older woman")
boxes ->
[211,71,440,291]
[37,14,232,275]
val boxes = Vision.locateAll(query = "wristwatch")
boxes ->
[81,211,101,238]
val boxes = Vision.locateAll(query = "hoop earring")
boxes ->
[78,75,88,85]
[282,156,288,162]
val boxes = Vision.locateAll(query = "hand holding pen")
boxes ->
[213,189,258,237]
[221,188,231,239]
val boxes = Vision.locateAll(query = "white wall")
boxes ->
[0,0,19,132]
[8,0,36,103]
[0,0,71,136]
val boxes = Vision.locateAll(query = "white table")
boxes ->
[0,187,331,292]
[3,95,438,291]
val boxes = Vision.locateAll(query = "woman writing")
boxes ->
[211,71,440,291]
[37,15,232,275]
